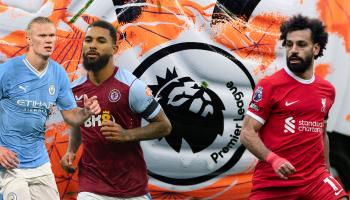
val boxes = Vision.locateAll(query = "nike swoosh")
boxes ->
[285,100,299,106]
[335,189,343,196]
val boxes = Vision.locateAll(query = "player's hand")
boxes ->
[100,121,130,142]
[0,146,19,169]
[83,94,101,115]
[60,152,76,173]
[266,151,296,179]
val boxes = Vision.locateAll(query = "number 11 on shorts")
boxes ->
[323,176,344,196]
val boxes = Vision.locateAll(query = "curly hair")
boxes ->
[280,14,328,59]
[88,20,117,45]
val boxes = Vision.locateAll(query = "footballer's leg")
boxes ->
[77,192,152,200]
[29,173,60,200]
[2,178,31,200]
[249,186,300,200]
[304,171,348,200]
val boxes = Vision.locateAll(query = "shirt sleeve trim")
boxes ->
[246,110,265,124]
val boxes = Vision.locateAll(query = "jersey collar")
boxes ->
[23,58,49,78]
[283,66,315,84]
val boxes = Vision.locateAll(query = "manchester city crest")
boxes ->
[7,192,17,200]
[49,84,55,96]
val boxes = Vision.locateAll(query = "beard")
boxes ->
[286,54,313,74]
[83,53,111,73]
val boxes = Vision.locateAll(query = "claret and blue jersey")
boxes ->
[0,55,76,169]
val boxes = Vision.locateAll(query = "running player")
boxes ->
[241,15,348,200]
[0,17,100,200]
[60,20,172,200]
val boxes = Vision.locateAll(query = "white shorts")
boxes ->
[0,162,59,200]
[77,192,152,200]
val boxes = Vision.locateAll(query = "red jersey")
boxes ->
[72,67,160,197]
[246,67,335,190]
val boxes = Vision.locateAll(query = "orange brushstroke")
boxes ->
[181,0,214,17]
[149,173,252,200]
[0,4,8,13]
[318,0,350,53]
[315,63,331,78]
[117,0,215,56]
[45,121,83,200]
[213,13,286,75]
[0,30,27,57]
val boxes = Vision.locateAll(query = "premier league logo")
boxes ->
[135,42,255,188]
[149,68,225,153]
[253,86,263,102]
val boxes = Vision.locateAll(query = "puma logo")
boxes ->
[19,85,27,93]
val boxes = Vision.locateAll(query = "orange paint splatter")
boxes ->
[213,13,286,75]
[318,0,350,53]
[346,114,350,121]
[315,63,331,78]
[117,0,214,56]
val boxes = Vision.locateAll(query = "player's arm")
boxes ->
[57,67,100,127]
[100,76,171,142]
[240,115,269,160]
[241,114,296,179]
[0,64,19,169]
[60,94,101,127]
[0,146,19,169]
[60,125,82,173]
[101,108,171,142]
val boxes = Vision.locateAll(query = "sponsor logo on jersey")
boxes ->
[75,95,83,102]
[49,84,55,95]
[109,89,121,102]
[321,98,326,112]
[285,100,299,106]
[284,117,295,133]
[18,85,27,93]
[253,86,262,102]
[284,116,324,134]
[84,110,116,127]
[17,99,55,113]
[249,102,260,111]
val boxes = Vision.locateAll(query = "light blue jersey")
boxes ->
[0,55,76,168]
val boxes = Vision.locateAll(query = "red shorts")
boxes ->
[249,172,348,200]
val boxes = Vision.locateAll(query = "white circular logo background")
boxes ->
[135,43,255,190]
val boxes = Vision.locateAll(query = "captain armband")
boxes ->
[140,99,159,119]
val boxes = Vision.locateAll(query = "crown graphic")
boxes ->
[149,67,180,95]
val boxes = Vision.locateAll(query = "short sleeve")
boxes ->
[56,66,77,110]
[129,78,160,120]
[246,78,274,124]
